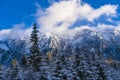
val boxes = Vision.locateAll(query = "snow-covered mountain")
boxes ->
[72,29,104,54]
[39,32,60,54]
[0,28,120,66]
[0,28,120,79]
[0,39,28,66]
[96,27,120,60]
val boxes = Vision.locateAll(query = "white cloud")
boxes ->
[7,23,25,39]
[64,25,93,37]
[36,0,118,33]
[37,0,79,33]
[0,23,32,40]
[81,4,117,21]
[0,0,119,40]
[64,23,120,37]
[0,29,11,40]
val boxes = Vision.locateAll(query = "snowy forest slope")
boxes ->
[0,24,120,80]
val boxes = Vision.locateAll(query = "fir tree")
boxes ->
[6,58,19,80]
[21,54,28,66]
[0,65,4,80]
[29,23,41,71]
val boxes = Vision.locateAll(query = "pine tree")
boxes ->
[21,54,28,66]
[0,65,4,80]
[7,58,19,80]
[29,23,41,71]
[96,57,112,80]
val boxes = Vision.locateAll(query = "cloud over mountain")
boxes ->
[0,23,32,40]
[36,0,118,33]
[0,0,119,39]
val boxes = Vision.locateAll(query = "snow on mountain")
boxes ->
[96,27,117,42]
[39,32,60,53]
[72,29,104,54]
[94,27,120,60]
[0,41,9,50]
[0,27,120,66]
[0,39,29,66]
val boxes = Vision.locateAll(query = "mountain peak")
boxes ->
[45,32,53,38]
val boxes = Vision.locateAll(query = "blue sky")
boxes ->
[0,0,50,30]
[0,0,120,30]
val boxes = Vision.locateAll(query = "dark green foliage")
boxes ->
[40,74,48,80]
[97,64,107,80]
[21,54,28,66]
[0,65,3,80]
[29,23,41,71]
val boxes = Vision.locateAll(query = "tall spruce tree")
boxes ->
[29,23,41,71]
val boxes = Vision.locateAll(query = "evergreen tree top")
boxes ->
[30,23,39,45]
[33,23,37,29]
